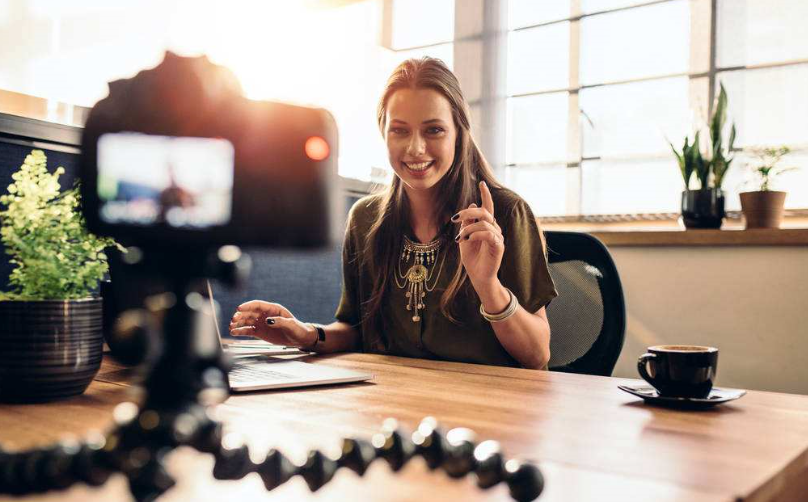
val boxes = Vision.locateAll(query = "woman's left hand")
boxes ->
[454,181,504,288]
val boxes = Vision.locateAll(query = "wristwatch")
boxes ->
[308,323,326,350]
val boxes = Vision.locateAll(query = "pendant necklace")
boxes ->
[394,235,447,322]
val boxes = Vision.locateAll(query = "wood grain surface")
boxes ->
[2,353,807,502]
[590,228,808,247]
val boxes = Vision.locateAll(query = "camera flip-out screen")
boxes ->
[97,133,235,229]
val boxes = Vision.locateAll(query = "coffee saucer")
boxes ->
[618,384,746,409]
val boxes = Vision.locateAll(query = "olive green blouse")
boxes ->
[335,187,557,368]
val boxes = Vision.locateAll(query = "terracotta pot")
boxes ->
[739,191,786,229]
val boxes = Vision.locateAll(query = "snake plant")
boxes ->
[670,83,737,190]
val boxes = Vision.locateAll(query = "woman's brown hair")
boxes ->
[360,57,501,344]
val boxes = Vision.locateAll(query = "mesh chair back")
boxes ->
[545,231,626,376]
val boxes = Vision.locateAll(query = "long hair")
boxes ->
[360,57,501,343]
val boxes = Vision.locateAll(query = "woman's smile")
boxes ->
[404,160,435,174]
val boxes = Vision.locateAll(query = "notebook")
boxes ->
[206,280,373,392]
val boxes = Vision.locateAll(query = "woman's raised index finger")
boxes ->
[480,181,494,217]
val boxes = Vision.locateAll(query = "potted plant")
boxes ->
[670,83,737,229]
[739,146,797,229]
[0,150,121,402]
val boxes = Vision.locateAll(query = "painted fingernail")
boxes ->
[465,235,471,240]
[454,233,462,242]
[266,317,275,325]
[451,213,460,222]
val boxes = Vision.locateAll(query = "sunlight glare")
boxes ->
[168,0,367,108]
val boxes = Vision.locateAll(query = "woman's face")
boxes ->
[384,88,457,196]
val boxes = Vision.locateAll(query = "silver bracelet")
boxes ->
[480,288,519,323]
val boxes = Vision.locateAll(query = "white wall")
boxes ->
[610,246,808,395]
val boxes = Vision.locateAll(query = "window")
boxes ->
[0,0,431,184]
[716,0,808,209]
[505,0,808,217]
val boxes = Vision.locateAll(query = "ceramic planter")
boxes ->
[681,189,725,229]
[0,298,103,402]
[740,191,786,229]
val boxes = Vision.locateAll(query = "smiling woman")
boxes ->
[230,57,559,370]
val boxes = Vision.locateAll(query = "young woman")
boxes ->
[230,57,556,369]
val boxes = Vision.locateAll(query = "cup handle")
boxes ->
[637,353,657,387]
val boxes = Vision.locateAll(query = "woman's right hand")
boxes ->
[228,300,317,348]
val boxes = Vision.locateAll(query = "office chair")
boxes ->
[544,231,626,376]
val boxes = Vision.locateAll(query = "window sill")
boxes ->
[541,214,808,246]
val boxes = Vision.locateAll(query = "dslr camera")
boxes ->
[80,52,340,250]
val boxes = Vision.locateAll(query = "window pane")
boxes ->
[508,23,570,95]
[388,43,454,71]
[717,0,808,68]
[580,1,690,85]
[779,153,808,210]
[581,158,683,214]
[580,77,691,158]
[507,93,569,164]
[508,0,570,29]
[581,0,665,13]
[0,0,170,106]
[391,0,453,49]
[718,65,808,147]
[503,164,570,216]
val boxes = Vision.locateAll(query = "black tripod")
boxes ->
[0,247,544,502]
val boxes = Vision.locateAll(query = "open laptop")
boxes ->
[207,281,373,392]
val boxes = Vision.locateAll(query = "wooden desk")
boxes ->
[2,353,808,502]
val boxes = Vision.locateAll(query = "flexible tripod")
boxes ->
[0,247,544,501]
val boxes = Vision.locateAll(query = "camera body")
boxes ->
[80,53,340,250]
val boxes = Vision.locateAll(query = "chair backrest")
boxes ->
[544,231,626,376]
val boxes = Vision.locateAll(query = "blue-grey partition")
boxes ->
[211,245,344,336]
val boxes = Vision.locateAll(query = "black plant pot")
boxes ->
[681,189,725,229]
[0,298,103,403]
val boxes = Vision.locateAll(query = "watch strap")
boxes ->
[308,323,326,349]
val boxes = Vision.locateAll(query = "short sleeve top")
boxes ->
[335,187,557,367]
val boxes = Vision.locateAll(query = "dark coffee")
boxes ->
[637,345,718,398]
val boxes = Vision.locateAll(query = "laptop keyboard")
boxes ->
[229,362,295,383]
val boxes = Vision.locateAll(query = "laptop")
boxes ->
[206,281,373,392]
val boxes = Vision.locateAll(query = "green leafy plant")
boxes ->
[669,83,737,190]
[0,150,122,300]
[670,132,706,190]
[745,146,797,192]
[709,83,737,190]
